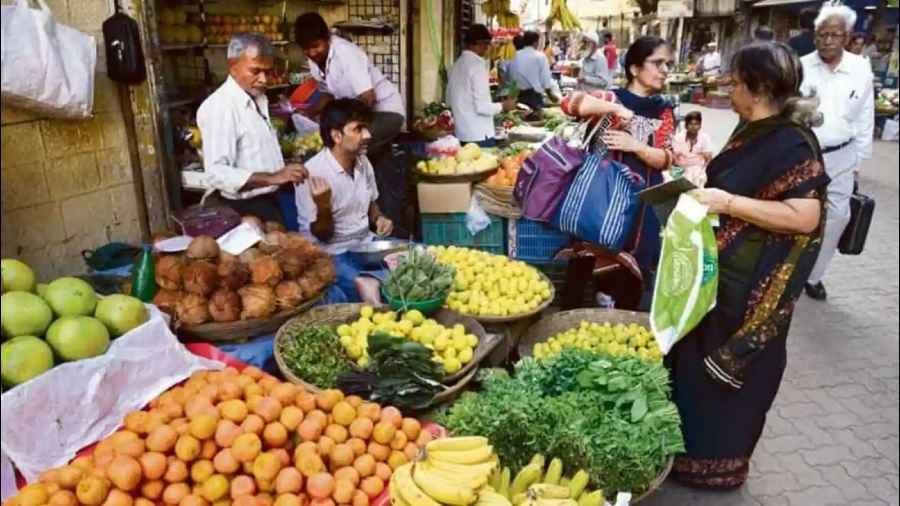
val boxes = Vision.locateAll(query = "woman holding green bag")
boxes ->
[666,42,829,489]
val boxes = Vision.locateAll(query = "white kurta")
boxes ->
[447,50,503,143]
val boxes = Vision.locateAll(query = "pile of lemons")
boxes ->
[337,306,479,374]
[533,321,664,363]
[429,246,553,318]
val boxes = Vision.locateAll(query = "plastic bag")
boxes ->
[882,118,899,142]
[651,193,718,354]
[466,199,492,236]
[426,135,461,158]
[291,113,320,136]
[1,0,97,118]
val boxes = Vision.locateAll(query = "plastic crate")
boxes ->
[507,218,573,262]
[420,213,507,255]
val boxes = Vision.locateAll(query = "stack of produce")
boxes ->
[205,14,286,44]
[532,321,663,363]
[337,306,480,375]
[158,9,204,44]
[486,453,605,506]
[486,148,532,188]
[481,0,520,28]
[381,246,455,306]
[437,349,685,496]
[280,132,324,160]
[152,231,335,326]
[412,103,455,139]
[5,367,432,506]
[429,247,553,318]
[278,326,353,389]
[416,144,500,177]
[1,259,148,388]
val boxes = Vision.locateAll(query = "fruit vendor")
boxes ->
[508,31,562,115]
[447,24,518,147]
[295,99,393,304]
[293,13,405,164]
[196,33,309,223]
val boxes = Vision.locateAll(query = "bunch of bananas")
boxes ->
[482,0,520,28]
[496,11,521,29]
[547,0,581,31]
[390,436,504,506]
[499,455,604,506]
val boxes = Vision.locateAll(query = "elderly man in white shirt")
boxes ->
[508,31,562,115]
[447,24,517,146]
[800,4,874,301]
[293,13,405,161]
[697,42,722,77]
[578,32,611,92]
[196,33,308,222]
[295,98,393,303]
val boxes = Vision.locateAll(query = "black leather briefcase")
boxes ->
[839,191,875,255]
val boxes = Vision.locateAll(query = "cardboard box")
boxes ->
[417,182,473,213]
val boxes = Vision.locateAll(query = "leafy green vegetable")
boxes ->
[338,332,444,412]
[436,349,684,496]
[280,326,352,388]
[382,246,455,304]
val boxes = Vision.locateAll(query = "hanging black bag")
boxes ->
[102,0,147,84]
[838,190,875,255]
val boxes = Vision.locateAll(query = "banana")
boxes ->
[543,458,563,485]
[390,470,412,506]
[559,477,570,488]
[529,455,546,470]
[528,484,570,500]
[512,493,529,506]
[428,445,494,465]
[427,436,489,453]
[511,463,544,497]
[418,461,490,490]
[577,491,604,506]
[412,463,478,506]
[567,471,589,500]
[477,490,513,506]
[393,464,442,506]
[534,500,577,506]
[490,468,502,490]
[426,457,497,477]
[498,467,512,498]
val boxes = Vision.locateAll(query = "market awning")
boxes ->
[752,0,817,8]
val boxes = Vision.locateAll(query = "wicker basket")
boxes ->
[178,291,325,343]
[633,457,674,503]
[518,308,650,358]
[474,183,522,219]
[274,303,500,397]
[460,271,557,325]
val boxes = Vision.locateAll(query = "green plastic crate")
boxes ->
[420,213,507,255]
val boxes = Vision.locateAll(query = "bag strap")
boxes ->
[580,114,613,150]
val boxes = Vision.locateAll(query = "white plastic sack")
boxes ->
[1,0,96,118]
[0,308,223,483]
[291,113,319,136]
[882,118,899,142]
[466,199,492,236]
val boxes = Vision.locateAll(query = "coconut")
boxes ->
[176,293,211,325]
[217,256,250,290]
[183,261,219,296]
[264,221,286,233]
[155,255,185,291]
[186,235,220,260]
[259,231,288,254]
[208,289,242,323]
[297,273,324,299]
[250,256,284,287]
[275,248,314,279]
[238,284,277,320]
[311,257,337,285]
[152,289,182,316]
[274,280,304,310]
[238,247,262,265]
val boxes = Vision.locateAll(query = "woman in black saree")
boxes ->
[667,42,829,488]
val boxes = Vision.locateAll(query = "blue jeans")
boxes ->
[475,138,498,148]
[333,253,388,303]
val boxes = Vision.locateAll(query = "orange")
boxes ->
[232,433,263,463]
[330,402,356,427]
[107,455,142,491]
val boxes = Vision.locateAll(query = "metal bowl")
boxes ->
[348,239,410,268]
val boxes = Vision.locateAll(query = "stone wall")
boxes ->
[0,0,166,280]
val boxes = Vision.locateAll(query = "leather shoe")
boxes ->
[805,282,827,301]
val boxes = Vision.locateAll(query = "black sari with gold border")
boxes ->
[666,115,829,489]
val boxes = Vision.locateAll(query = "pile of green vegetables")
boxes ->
[279,326,352,388]
[382,246,455,304]
[338,333,444,412]
[436,349,684,495]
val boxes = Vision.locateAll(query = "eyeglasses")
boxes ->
[646,58,674,71]
[816,32,847,41]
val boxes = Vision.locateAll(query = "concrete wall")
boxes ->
[0,0,166,280]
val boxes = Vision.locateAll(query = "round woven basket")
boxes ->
[518,308,650,358]
[633,457,674,503]
[274,303,500,396]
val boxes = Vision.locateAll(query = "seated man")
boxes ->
[295,99,393,303]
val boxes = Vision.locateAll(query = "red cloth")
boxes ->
[604,43,618,71]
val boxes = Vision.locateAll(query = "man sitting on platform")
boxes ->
[295,99,393,303]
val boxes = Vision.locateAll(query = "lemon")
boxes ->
[443,347,458,360]
[360,306,374,319]
[397,320,414,336]
[403,309,425,326]
[465,334,478,347]
[337,324,352,337]
[433,334,449,352]
[444,357,462,374]
[452,324,466,337]
[340,335,353,348]
[458,347,474,363]
[357,356,369,368]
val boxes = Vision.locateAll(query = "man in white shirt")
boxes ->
[196,33,308,222]
[508,31,562,115]
[447,24,517,146]
[800,4,874,301]
[697,42,722,77]
[578,32,610,92]
[294,13,405,161]
[295,99,393,302]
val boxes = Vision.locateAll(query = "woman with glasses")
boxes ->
[563,36,677,281]
[668,42,828,489]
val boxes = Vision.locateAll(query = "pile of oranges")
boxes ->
[5,366,432,506]
[485,150,531,188]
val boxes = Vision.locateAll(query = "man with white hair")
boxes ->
[697,42,721,77]
[800,3,874,301]
[197,33,308,222]
[578,32,610,91]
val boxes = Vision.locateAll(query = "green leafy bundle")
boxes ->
[436,349,684,495]
[382,246,455,303]
[337,332,444,412]
[280,326,352,388]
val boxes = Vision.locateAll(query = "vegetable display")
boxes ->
[416,143,500,176]
[413,102,455,136]
[382,247,455,304]
[486,148,532,188]
[278,325,352,389]
[532,321,663,363]
[437,349,684,496]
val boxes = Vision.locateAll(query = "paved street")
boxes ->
[644,106,900,506]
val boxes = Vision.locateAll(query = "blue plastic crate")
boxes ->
[420,213,507,255]
[508,218,573,262]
